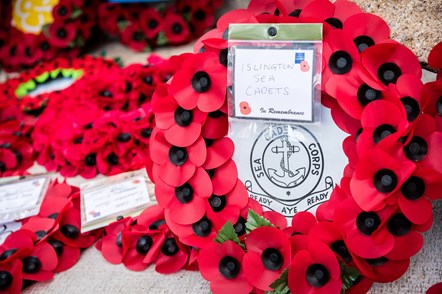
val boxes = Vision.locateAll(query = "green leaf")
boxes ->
[71,69,84,79]
[70,8,83,19]
[266,269,290,294]
[35,72,49,83]
[214,221,245,249]
[61,69,73,78]
[156,31,168,47]
[50,69,61,79]
[42,23,50,37]
[99,50,107,57]
[113,57,124,68]
[340,261,360,293]
[117,21,129,32]
[15,86,28,98]
[23,80,36,91]
[246,209,274,233]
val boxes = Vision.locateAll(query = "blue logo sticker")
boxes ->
[295,52,305,64]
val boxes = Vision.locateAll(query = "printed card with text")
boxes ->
[80,169,152,232]
[0,175,52,224]
[228,23,323,124]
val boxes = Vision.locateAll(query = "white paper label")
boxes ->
[230,105,347,219]
[0,221,22,244]
[0,177,48,218]
[80,169,152,232]
[233,48,314,122]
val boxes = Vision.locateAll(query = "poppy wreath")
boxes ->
[0,180,102,293]
[139,0,442,293]
[30,54,186,179]
[0,0,100,72]
[1,55,117,115]
[0,55,119,178]
[97,0,223,52]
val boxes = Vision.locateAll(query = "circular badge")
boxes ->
[250,124,324,203]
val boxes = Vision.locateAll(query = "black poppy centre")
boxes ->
[372,124,396,144]
[161,238,179,256]
[356,211,381,235]
[374,168,398,193]
[330,240,352,262]
[0,271,13,289]
[400,97,420,122]
[357,84,381,106]
[192,216,212,237]
[175,183,194,203]
[387,213,412,236]
[261,248,283,271]
[169,146,188,166]
[404,136,428,161]
[219,256,240,279]
[377,62,402,85]
[174,107,193,127]
[306,263,330,287]
[329,50,352,75]
[400,176,425,200]
[192,71,211,93]
[353,35,375,53]
[136,235,153,254]
[209,195,226,212]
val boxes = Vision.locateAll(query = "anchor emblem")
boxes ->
[267,138,306,187]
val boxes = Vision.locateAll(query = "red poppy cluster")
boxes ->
[0,54,184,178]
[146,0,442,293]
[30,54,185,179]
[97,0,223,52]
[95,205,196,274]
[0,0,100,72]
[0,180,100,293]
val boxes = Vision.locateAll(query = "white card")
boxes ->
[0,221,22,244]
[232,48,315,122]
[0,176,51,224]
[80,169,152,232]
[230,105,347,220]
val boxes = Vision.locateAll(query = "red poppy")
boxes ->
[198,240,253,294]
[52,208,95,249]
[358,42,422,90]
[150,128,206,186]
[121,225,165,271]
[0,259,22,293]
[288,237,342,294]
[243,226,291,291]
[152,84,207,147]
[300,0,362,29]
[163,12,190,44]
[170,52,227,112]
[398,167,442,225]
[203,137,234,170]
[384,74,423,123]
[0,230,36,262]
[202,109,229,139]
[190,6,216,37]
[206,179,249,225]
[21,217,57,242]
[357,100,409,157]
[352,255,410,283]
[155,167,212,225]
[154,234,190,274]
[207,159,239,196]
[322,29,360,90]
[343,13,390,53]
[428,41,442,71]
[326,75,386,120]
[96,217,133,265]
[333,197,396,259]
[121,23,147,52]
[53,3,73,21]
[427,282,442,294]
[139,8,163,39]
[285,211,317,236]
[165,210,223,248]
[421,79,442,132]
[350,148,416,211]
[48,238,81,273]
[48,22,77,48]
[21,241,58,282]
